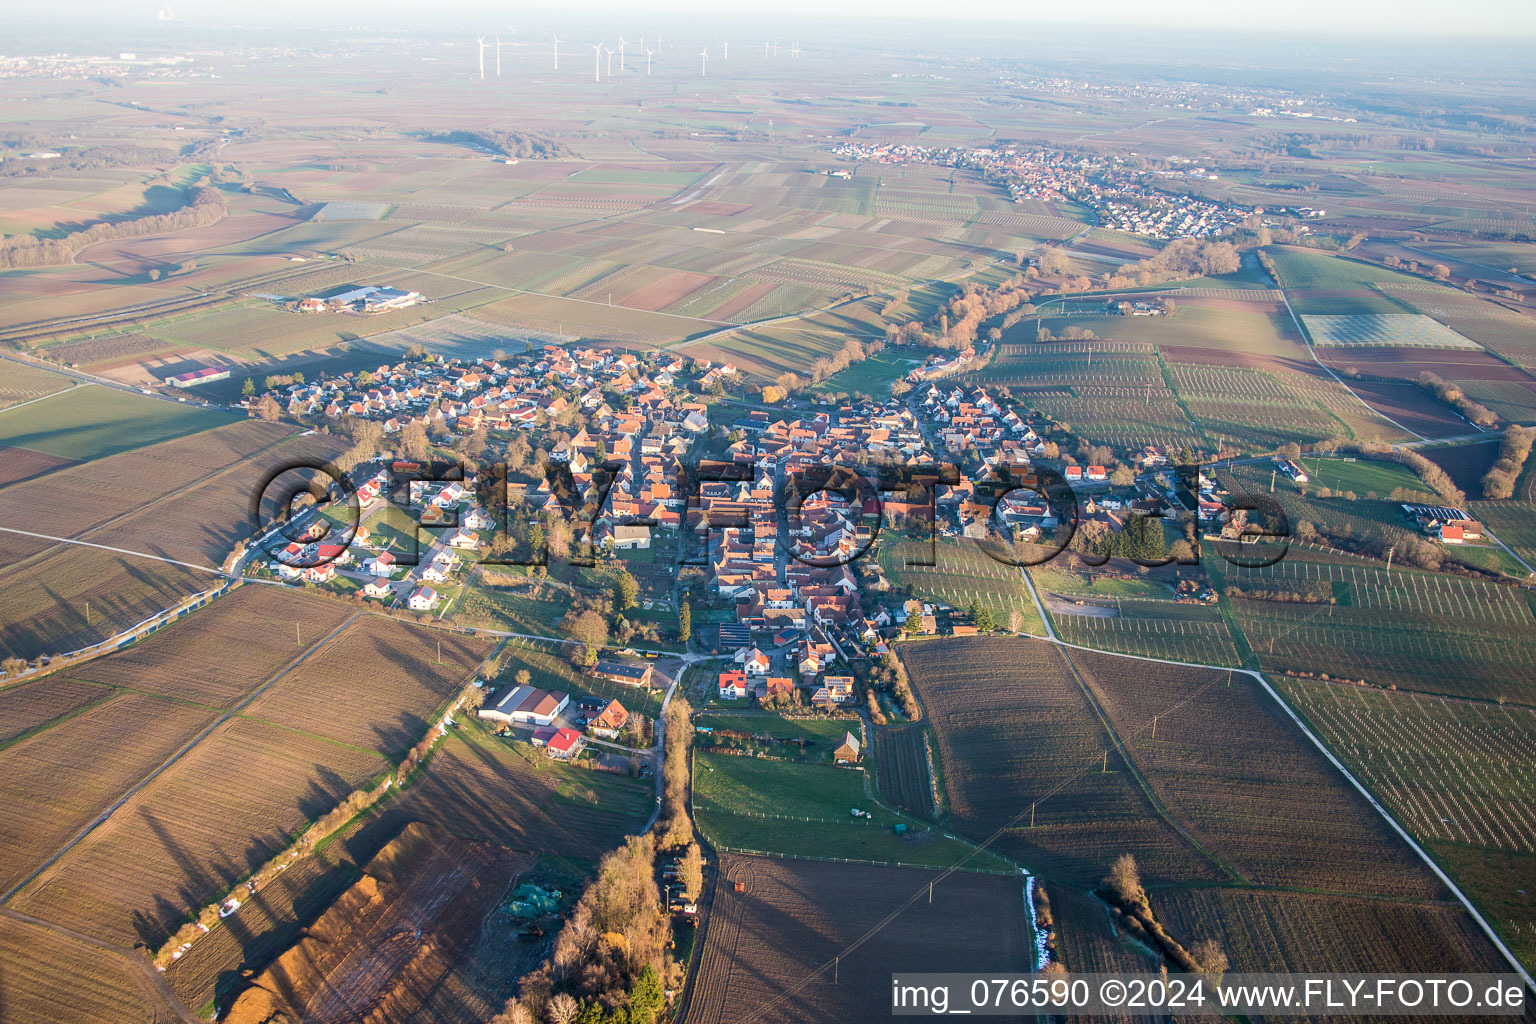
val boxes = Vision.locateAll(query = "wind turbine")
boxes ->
[721,41,729,60]
[617,34,627,72]
[763,40,770,59]
[699,46,708,76]
[475,35,486,80]
[494,33,502,77]
[591,40,603,82]
[605,45,615,78]
[553,32,561,71]
[792,42,801,58]
[644,47,657,75]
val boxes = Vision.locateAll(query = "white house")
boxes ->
[408,585,439,611]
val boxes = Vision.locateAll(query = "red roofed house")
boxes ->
[588,699,630,739]
[718,670,749,699]
[1086,465,1107,482]
[545,727,584,760]
[1064,466,1083,482]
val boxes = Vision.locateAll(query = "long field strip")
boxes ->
[1279,680,1536,852]
[0,691,220,897]
[900,637,1219,885]
[6,601,493,951]
[10,715,389,946]
[1047,595,1242,666]
[0,385,233,462]
[1151,889,1507,975]
[1166,362,1346,449]
[241,615,491,756]
[1069,649,1444,898]
[1225,554,1536,703]
[684,854,1030,1024]
[67,585,357,706]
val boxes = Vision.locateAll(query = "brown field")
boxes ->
[1421,439,1504,495]
[875,723,935,818]
[341,719,654,866]
[166,717,650,1017]
[0,444,74,487]
[224,822,526,1024]
[1333,378,1471,438]
[0,546,212,662]
[0,675,114,747]
[1315,345,1534,381]
[45,332,188,370]
[1066,648,1445,899]
[11,715,388,947]
[1151,888,1507,977]
[683,854,1030,1024]
[618,268,715,311]
[161,835,365,1014]
[0,418,298,562]
[0,691,218,896]
[899,637,1217,885]
[241,615,492,757]
[0,916,176,1024]
[68,584,358,706]
[0,359,72,407]
[705,279,783,321]
[101,427,350,568]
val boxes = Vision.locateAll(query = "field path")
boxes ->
[0,525,228,576]
[0,906,201,1024]
[1,611,362,905]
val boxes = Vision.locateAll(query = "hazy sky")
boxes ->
[18,0,1536,38]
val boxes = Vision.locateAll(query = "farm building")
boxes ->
[164,366,231,388]
[479,685,570,726]
[610,524,652,550]
[833,731,862,763]
[594,659,654,688]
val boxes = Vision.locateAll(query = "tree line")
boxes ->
[1481,425,1534,500]
[0,184,226,269]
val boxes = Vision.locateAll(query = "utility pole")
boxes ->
[1030,802,1036,827]
[296,621,301,644]
[1102,749,1108,772]
[1151,715,1158,739]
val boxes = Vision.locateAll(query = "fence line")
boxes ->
[707,842,1018,876]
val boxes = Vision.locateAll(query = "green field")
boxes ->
[694,713,854,762]
[692,751,1014,870]
[1287,456,1438,499]
[812,350,918,396]
[0,386,233,462]
[1266,248,1432,315]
